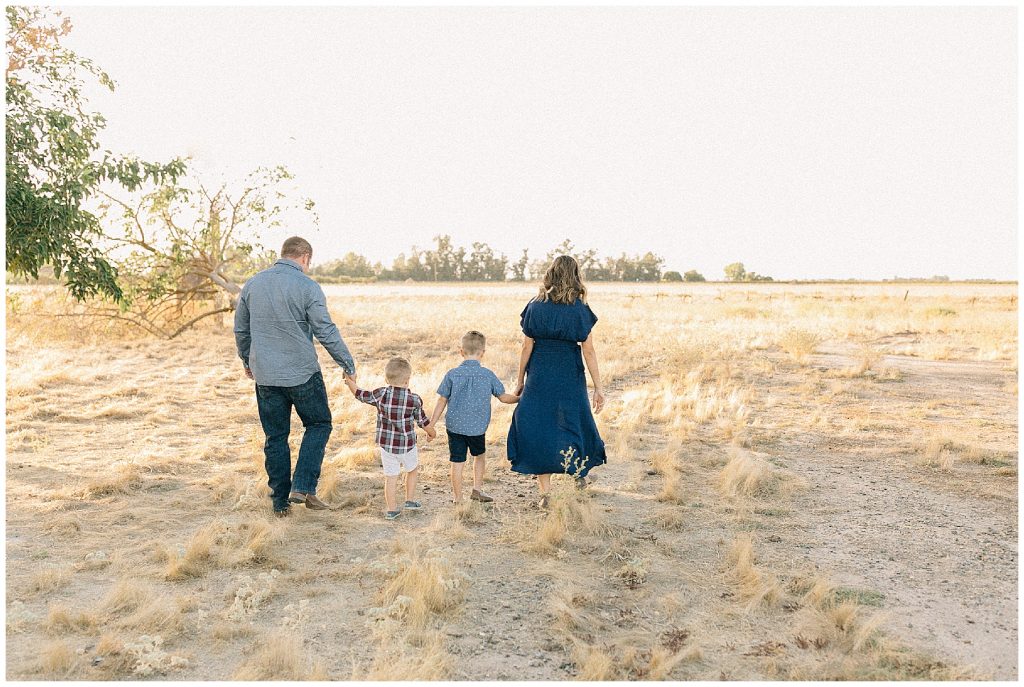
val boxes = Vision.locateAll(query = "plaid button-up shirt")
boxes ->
[354,385,429,454]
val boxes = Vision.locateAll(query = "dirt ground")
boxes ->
[5,282,1017,679]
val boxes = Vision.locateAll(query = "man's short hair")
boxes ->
[384,357,412,384]
[281,236,313,259]
[461,330,486,355]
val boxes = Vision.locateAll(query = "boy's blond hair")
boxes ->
[384,357,412,385]
[461,330,486,356]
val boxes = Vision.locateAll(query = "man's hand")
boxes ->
[244,366,254,380]
[424,424,437,442]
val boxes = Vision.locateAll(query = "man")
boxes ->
[234,236,356,517]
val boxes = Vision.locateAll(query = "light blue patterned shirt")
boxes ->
[233,259,355,387]
[436,360,505,436]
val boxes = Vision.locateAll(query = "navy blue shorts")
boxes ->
[447,430,486,463]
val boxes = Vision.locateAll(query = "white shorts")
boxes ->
[380,446,419,477]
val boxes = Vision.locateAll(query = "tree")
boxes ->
[663,270,683,282]
[635,252,664,281]
[464,241,508,281]
[683,270,705,282]
[510,249,530,281]
[94,166,315,338]
[313,252,374,279]
[6,7,185,302]
[723,262,747,282]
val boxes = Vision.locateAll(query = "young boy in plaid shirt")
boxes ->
[345,357,436,520]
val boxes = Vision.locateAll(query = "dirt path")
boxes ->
[768,350,1018,679]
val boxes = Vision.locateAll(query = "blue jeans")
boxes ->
[255,371,332,509]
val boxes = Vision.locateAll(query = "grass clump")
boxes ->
[233,633,325,679]
[727,534,782,612]
[377,550,467,629]
[778,329,822,363]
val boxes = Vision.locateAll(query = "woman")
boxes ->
[507,255,607,508]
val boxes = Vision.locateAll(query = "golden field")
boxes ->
[5,281,1018,680]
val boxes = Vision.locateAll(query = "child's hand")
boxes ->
[424,425,437,441]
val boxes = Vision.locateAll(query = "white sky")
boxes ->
[64,6,1016,279]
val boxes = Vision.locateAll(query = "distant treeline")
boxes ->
[312,236,710,283]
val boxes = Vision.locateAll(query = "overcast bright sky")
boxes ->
[64,6,1016,279]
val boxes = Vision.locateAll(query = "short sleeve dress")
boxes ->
[506,298,607,477]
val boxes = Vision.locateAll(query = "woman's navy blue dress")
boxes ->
[507,298,607,477]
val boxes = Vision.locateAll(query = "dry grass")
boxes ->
[232,633,326,680]
[39,640,79,678]
[28,567,70,595]
[83,460,145,497]
[916,436,970,471]
[44,604,98,634]
[727,534,783,612]
[100,579,150,616]
[93,633,137,677]
[164,521,219,580]
[778,328,822,363]
[717,448,805,499]
[121,596,187,637]
[5,282,1015,680]
[524,485,606,554]
[353,630,452,680]
[550,583,700,680]
[376,550,467,628]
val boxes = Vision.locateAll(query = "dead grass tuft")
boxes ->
[718,448,804,499]
[100,579,149,616]
[84,460,144,497]
[45,603,98,634]
[39,640,79,678]
[916,436,969,471]
[233,633,323,680]
[353,630,451,680]
[779,329,822,363]
[28,567,70,596]
[164,521,220,580]
[211,621,256,642]
[525,486,606,554]
[93,634,137,677]
[377,550,467,628]
[727,534,783,612]
[121,596,186,637]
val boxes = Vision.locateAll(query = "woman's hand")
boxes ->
[592,389,605,413]
[514,381,525,397]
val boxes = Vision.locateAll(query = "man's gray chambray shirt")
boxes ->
[233,258,355,387]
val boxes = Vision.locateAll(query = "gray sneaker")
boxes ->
[385,510,401,520]
[403,501,422,510]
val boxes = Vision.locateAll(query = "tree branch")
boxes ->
[168,307,233,339]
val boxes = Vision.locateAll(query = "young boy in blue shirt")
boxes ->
[429,331,519,503]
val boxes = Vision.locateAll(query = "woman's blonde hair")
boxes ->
[538,255,587,305]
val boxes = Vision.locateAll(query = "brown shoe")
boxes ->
[288,491,306,504]
[470,489,494,503]
[304,493,331,510]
